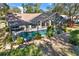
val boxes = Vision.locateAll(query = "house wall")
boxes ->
[25,20,52,32]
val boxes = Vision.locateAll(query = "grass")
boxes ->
[69,30,79,46]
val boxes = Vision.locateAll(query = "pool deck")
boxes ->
[27,27,47,32]
[12,27,47,36]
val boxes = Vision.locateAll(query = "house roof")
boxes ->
[16,12,67,25]
[7,12,68,26]
[30,12,53,23]
[16,13,41,22]
[16,13,54,25]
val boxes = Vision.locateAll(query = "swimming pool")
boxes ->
[19,30,47,41]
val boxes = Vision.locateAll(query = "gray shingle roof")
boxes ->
[31,12,68,26]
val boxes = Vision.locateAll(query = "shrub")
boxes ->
[5,26,9,32]
[34,32,41,40]
[16,36,24,45]
[0,44,43,56]
[46,26,54,38]
[6,34,13,43]
[69,30,79,46]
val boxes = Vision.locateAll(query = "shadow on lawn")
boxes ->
[38,33,78,56]
[38,40,68,56]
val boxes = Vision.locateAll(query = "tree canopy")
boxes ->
[9,7,21,13]
[22,3,42,13]
[0,3,9,16]
[52,3,79,17]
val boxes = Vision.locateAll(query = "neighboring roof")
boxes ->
[16,13,41,22]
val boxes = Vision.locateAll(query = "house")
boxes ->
[6,12,69,31]
[6,12,68,38]
[16,13,52,29]
[17,13,65,27]
[72,15,79,24]
[6,12,69,41]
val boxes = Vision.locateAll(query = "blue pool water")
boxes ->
[19,30,47,41]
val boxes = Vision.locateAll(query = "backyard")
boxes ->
[0,25,79,56]
[0,3,79,56]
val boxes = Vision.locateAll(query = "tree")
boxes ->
[0,4,10,49]
[53,3,79,18]
[22,3,24,11]
[22,3,41,13]
[9,8,21,13]
[52,3,79,27]
[46,3,55,12]
[0,3,9,16]
[62,4,79,27]
[33,3,41,13]
[51,3,79,17]
[52,3,65,14]
[26,5,33,13]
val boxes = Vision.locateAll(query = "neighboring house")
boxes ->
[73,15,79,24]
